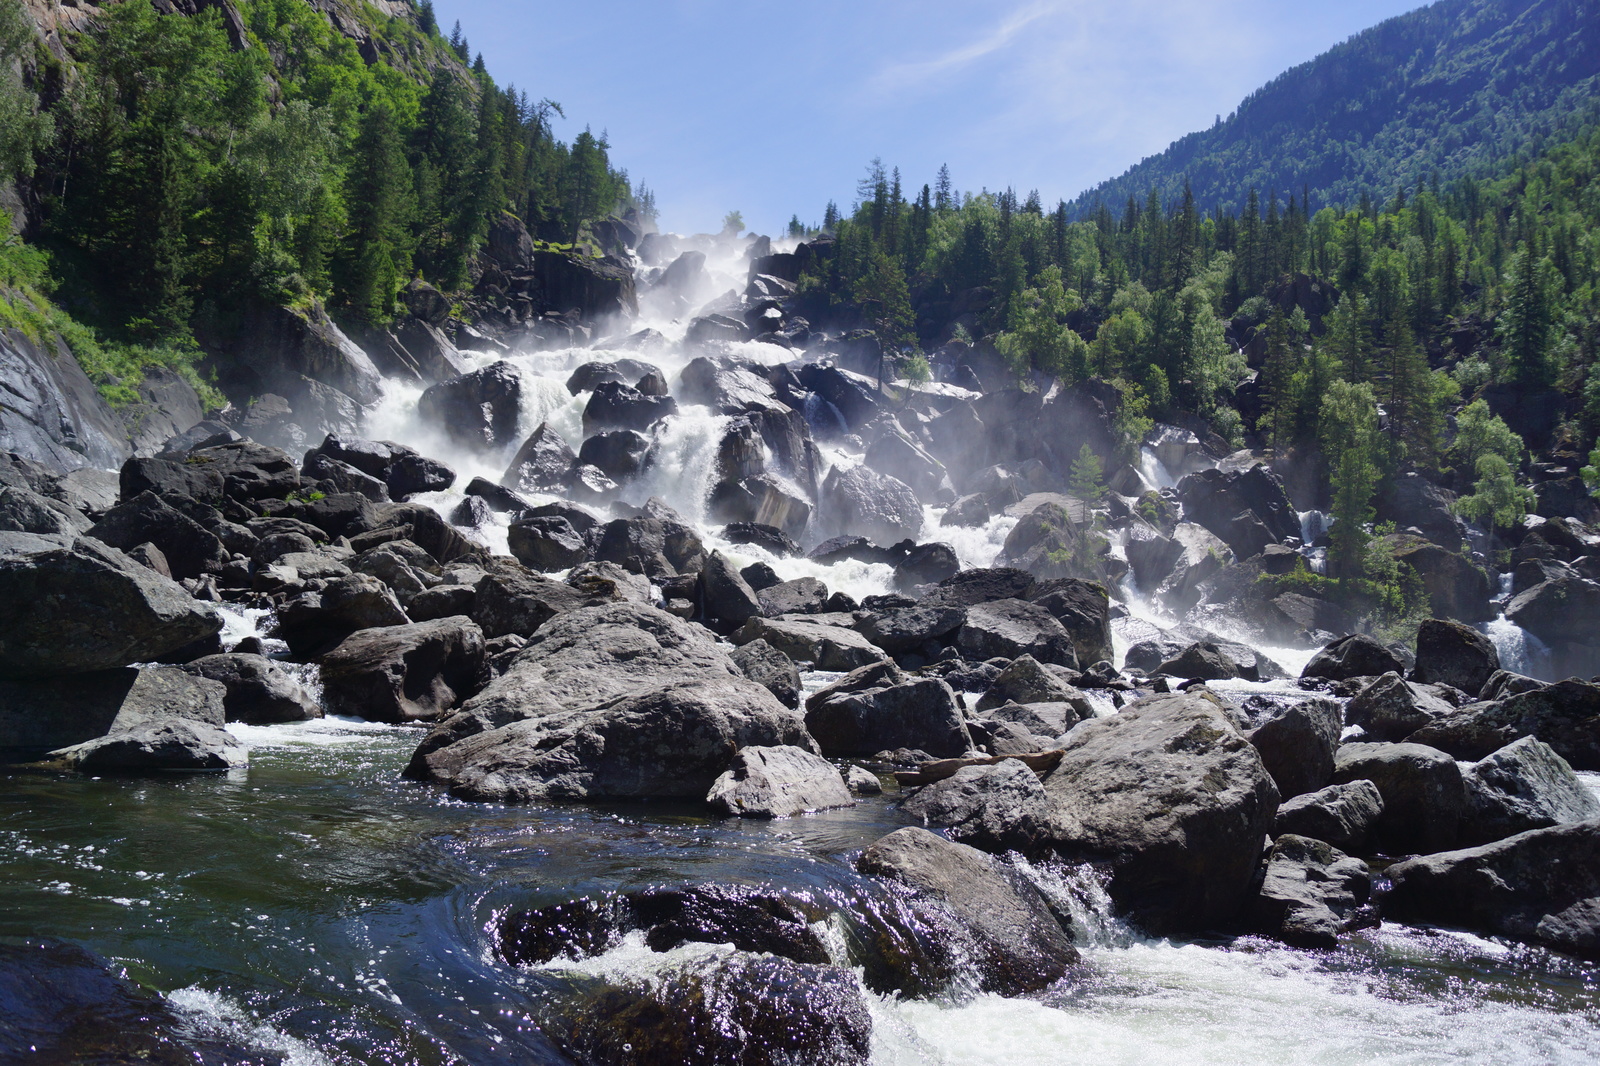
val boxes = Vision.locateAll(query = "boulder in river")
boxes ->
[1384,819,1600,959]
[901,758,1052,854]
[974,654,1093,722]
[1457,737,1600,847]
[857,826,1079,995]
[805,661,971,758]
[318,616,488,723]
[706,745,855,818]
[50,718,246,773]
[1302,634,1406,683]
[1250,834,1374,949]
[956,598,1078,668]
[0,533,221,678]
[819,464,921,547]
[1043,691,1280,935]
[1273,779,1385,853]
[1345,672,1457,742]
[417,361,523,450]
[407,603,814,803]
[1330,742,1464,854]
[1,665,227,762]
[181,653,321,724]
[1407,679,1600,771]
[728,638,801,709]
[732,616,887,672]
[1246,696,1342,800]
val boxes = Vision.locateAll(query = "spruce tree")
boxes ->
[1320,381,1382,588]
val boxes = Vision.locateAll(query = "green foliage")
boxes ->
[0,0,52,179]
[1320,380,1383,586]
[1068,443,1106,504]
[996,265,1087,382]
[1450,399,1524,475]
[1456,453,1534,532]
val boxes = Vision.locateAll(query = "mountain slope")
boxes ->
[1069,0,1600,215]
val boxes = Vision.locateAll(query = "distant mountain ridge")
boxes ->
[1069,0,1600,215]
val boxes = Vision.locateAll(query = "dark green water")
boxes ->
[4,717,1600,1065]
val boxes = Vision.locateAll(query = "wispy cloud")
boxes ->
[871,0,1062,92]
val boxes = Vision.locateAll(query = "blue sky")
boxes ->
[431,0,1427,236]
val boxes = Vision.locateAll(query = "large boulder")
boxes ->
[1,665,226,762]
[1411,618,1500,694]
[1507,577,1600,677]
[507,515,590,572]
[857,827,1078,995]
[582,381,677,434]
[706,745,854,818]
[1377,473,1464,552]
[700,551,763,628]
[406,603,813,803]
[729,639,801,709]
[418,361,523,450]
[86,491,229,580]
[731,616,887,672]
[1246,697,1342,799]
[854,603,967,655]
[956,598,1078,668]
[181,653,321,724]
[1273,779,1385,853]
[1387,536,1494,623]
[1249,834,1373,948]
[1028,578,1114,667]
[805,661,971,758]
[0,533,220,678]
[1346,672,1457,741]
[1175,464,1300,554]
[1043,692,1280,935]
[1408,679,1600,770]
[501,422,577,493]
[1330,742,1464,854]
[318,617,488,723]
[973,654,1092,721]
[901,758,1052,853]
[1458,737,1600,846]
[50,718,246,773]
[819,465,921,546]
[1301,634,1406,683]
[273,574,409,658]
[1383,819,1600,958]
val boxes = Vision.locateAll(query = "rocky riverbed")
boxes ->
[5,229,1600,1063]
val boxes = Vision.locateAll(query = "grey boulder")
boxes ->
[707,745,854,818]
[318,616,488,723]
[902,758,1051,853]
[182,654,321,724]
[1250,834,1373,948]
[1458,737,1600,847]
[1273,779,1385,853]
[805,661,971,758]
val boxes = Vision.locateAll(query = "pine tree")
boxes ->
[1260,305,1294,450]
[418,0,438,36]
[334,105,415,324]
[1320,381,1382,587]
[1069,443,1106,504]
[1499,242,1560,387]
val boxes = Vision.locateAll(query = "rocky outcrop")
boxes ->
[1301,634,1406,682]
[1457,737,1600,846]
[857,827,1078,995]
[1043,691,1279,935]
[1330,742,1464,854]
[1250,834,1373,948]
[318,616,487,723]
[1408,679,1600,770]
[181,653,321,724]
[1273,779,1385,853]
[0,328,132,472]
[1384,819,1600,958]
[406,603,813,803]
[0,533,220,677]
[706,745,854,818]
[805,661,971,758]
[1411,618,1500,694]
[901,758,1052,853]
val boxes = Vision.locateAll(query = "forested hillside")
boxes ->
[1069,0,1600,218]
[797,115,1600,611]
[0,0,644,405]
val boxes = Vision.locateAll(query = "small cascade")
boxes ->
[1480,571,1552,679]
[1010,857,1135,950]
[1137,445,1179,493]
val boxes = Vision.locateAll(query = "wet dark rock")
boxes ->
[318,617,487,723]
[732,616,887,671]
[540,954,872,1066]
[181,653,320,724]
[1245,697,1341,800]
[893,541,961,591]
[470,563,615,639]
[925,566,1036,608]
[449,495,493,529]
[756,576,829,617]
[274,574,410,658]
[807,535,890,566]
[1043,692,1280,935]
[1250,834,1374,949]
[1157,641,1240,681]
[1330,742,1464,854]
[707,744,854,818]
[729,639,801,709]
[1176,464,1301,552]
[409,603,813,802]
[902,758,1051,853]
[1458,737,1600,846]
[84,491,229,581]
[593,515,706,580]
[806,660,971,757]
[854,602,967,655]
[820,464,922,547]
[957,598,1078,668]
[565,359,662,396]
[1377,473,1464,552]
[119,454,226,504]
[1384,819,1600,959]
[739,561,783,592]
[1408,679,1600,770]
[1346,672,1458,741]
[857,826,1078,995]
[418,361,523,450]
[0,485,89,537]
[0,533,221,677]
[52,717,245,773]
[1411,618,1500,693]
[1387,536,1494,623]
[1273,779,1385,853]
[578,429,651,481]
[941,493,991,528]
[363,502,486,567]
[973,654,1091,721]
[386,451,456,498]
[1302,634,1406,682]
[583,380,678,434]
[1027,578,1114,668]
[501,422,577,493]
[796,364,881,432]
[701,550,763,628]
[507,515,591,572]
[720,521,799,557]
[185,440,301,501]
